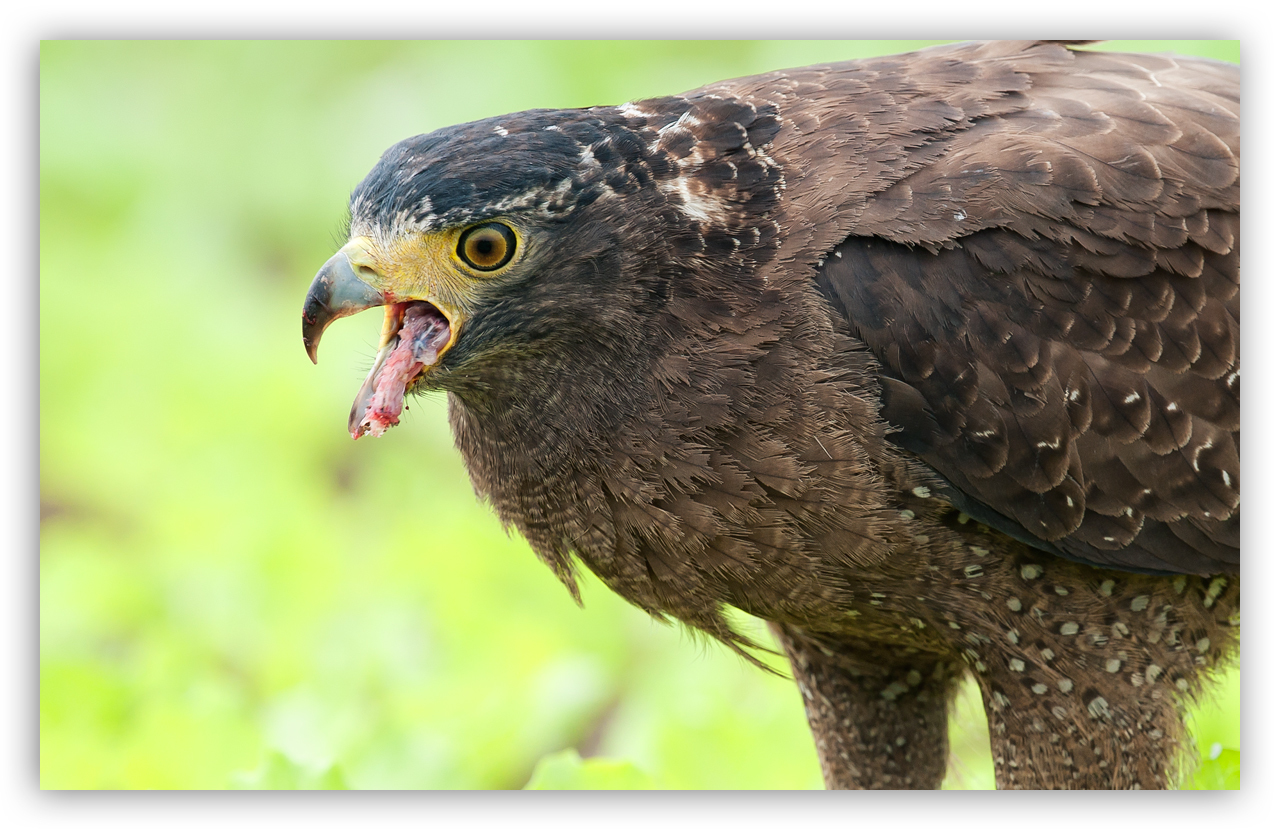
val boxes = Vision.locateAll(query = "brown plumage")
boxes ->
[302,41,1239,789]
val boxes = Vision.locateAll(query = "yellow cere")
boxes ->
[337,225,523,359]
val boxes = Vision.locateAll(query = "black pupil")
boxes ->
[461,224,513,270]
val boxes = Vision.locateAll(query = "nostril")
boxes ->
[356,264,380,282]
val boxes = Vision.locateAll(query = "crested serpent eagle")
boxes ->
[302,41,1239,789]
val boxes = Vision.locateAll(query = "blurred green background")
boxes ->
[39,40,1240,790]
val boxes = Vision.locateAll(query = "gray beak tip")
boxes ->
[302,250,386,364]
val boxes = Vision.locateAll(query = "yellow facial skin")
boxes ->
[338,220,524,364]
[300,218,527,438]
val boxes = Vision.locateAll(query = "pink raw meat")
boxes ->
[353,304,450,439]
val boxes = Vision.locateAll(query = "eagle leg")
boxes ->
[970,569,1240,790]
[772,622,966,789]
[978,671,1188,790]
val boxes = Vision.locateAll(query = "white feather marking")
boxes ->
[617,103,652,119]
[660,177,721,223]
[1192,439,1215,473]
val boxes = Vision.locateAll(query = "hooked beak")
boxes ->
[302,242,387,364]
[302,235,461,440]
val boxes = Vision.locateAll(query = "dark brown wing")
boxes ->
[759,43,1239,575]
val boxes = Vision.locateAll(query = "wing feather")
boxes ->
[798,43,1239,574]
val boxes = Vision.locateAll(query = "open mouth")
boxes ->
[348,301,452,439]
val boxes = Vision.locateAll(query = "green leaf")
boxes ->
[524,749,656,790]
[1188,745,1240,790]
[230,751,348,790]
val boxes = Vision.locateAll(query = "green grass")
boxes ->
[40,40,1240,790]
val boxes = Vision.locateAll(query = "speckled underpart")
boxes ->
[320,40,1239,789]
[783,496,1240,789]
[775,622,965,789]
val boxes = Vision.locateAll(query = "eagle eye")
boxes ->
[457,222,517,272]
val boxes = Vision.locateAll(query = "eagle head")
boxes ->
[302,98,784,441]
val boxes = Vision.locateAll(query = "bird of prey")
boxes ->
[302,41,1239,789]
